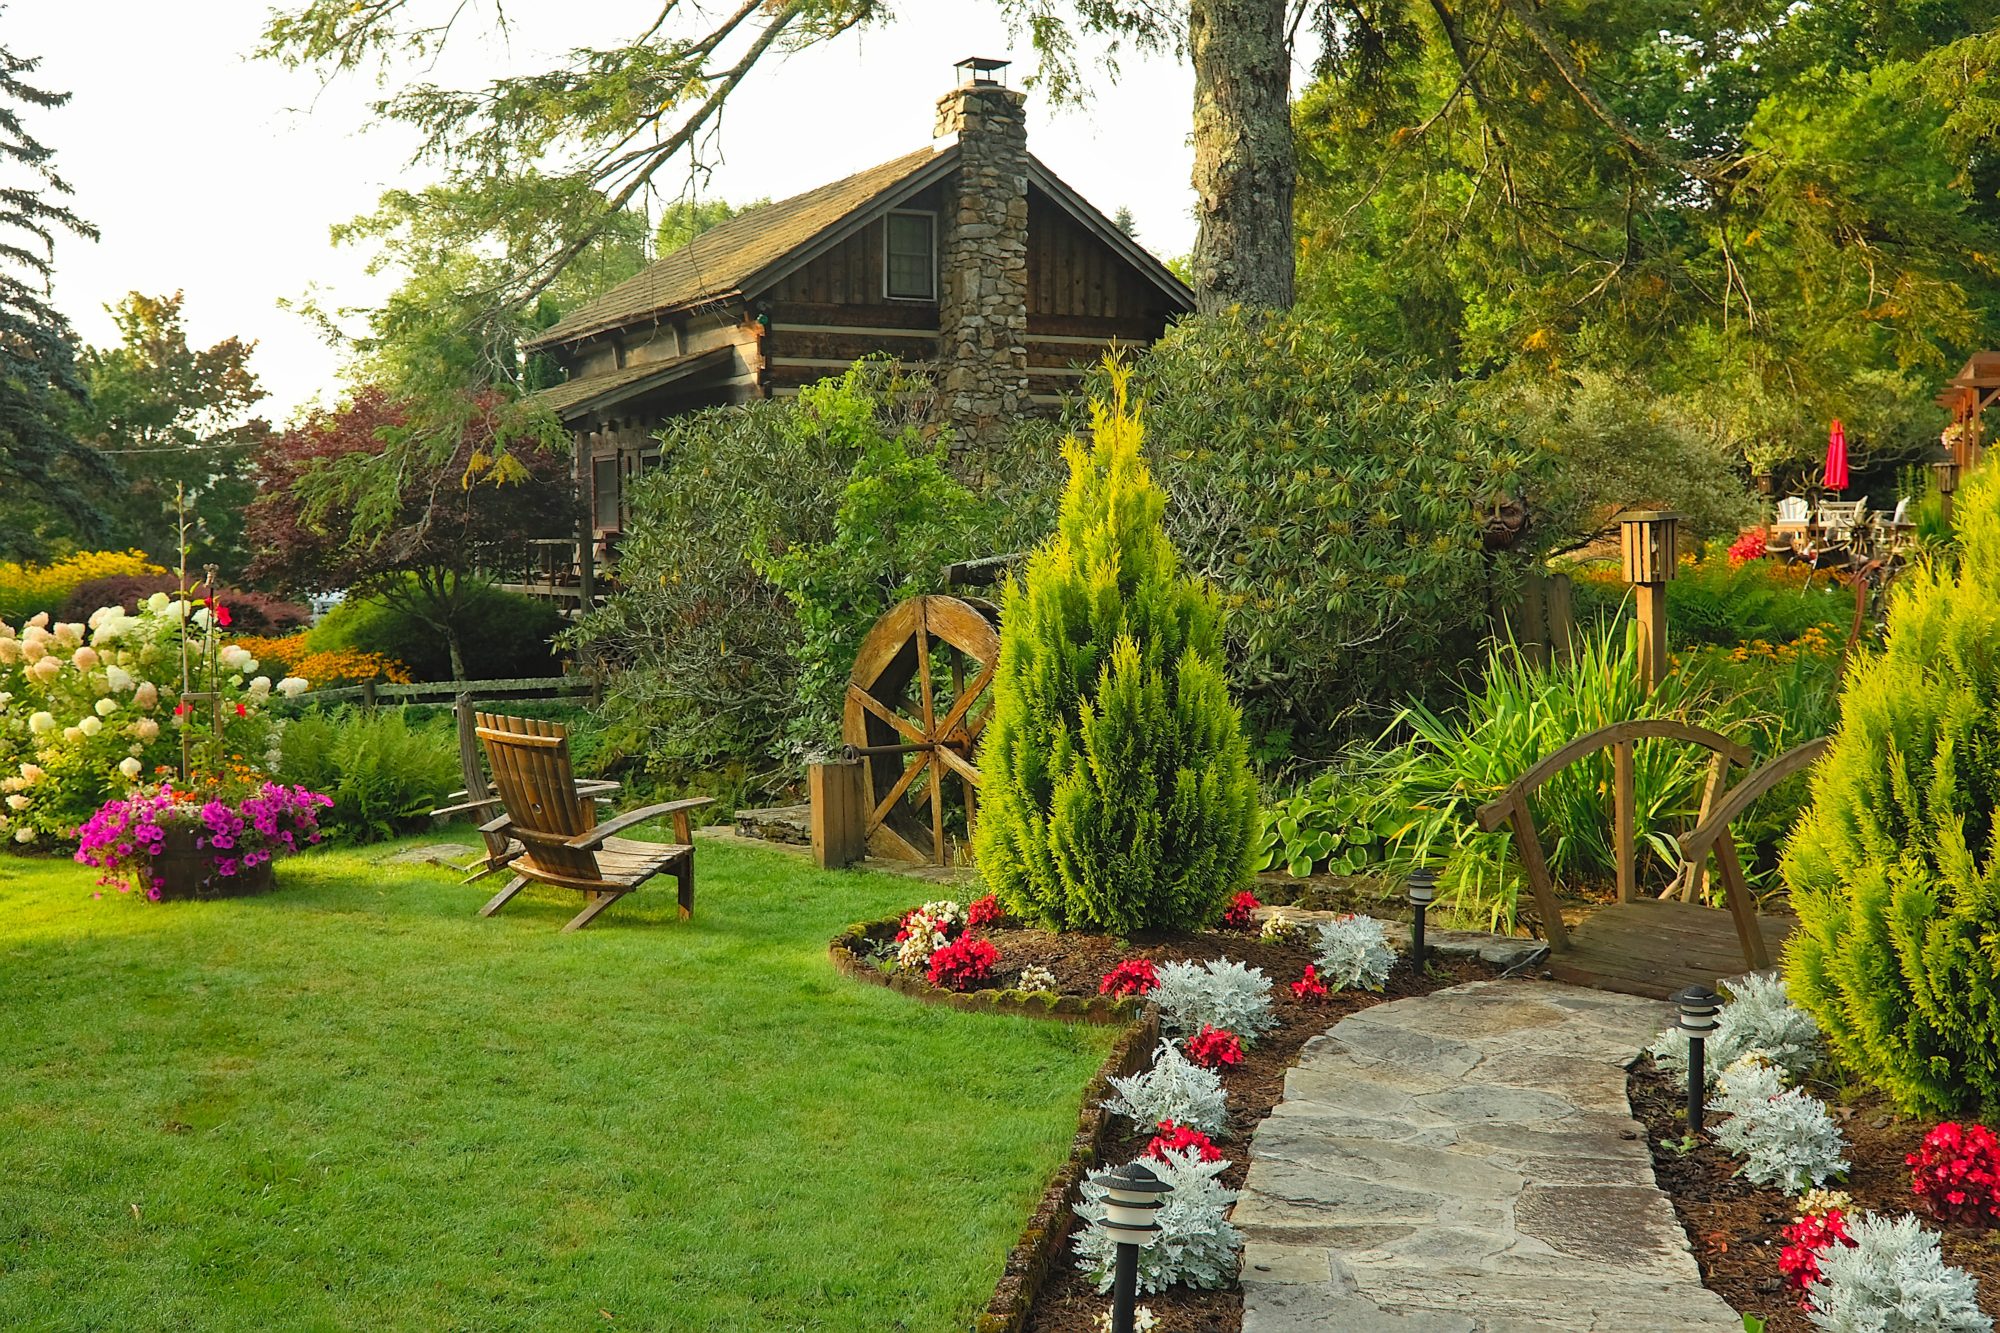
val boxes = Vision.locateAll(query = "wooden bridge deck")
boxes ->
[1545,897,1795,999]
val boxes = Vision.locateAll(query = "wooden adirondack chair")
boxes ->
[429,698,620,883]
[474,712,713,932]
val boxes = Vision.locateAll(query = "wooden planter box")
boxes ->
[140,826,277,901]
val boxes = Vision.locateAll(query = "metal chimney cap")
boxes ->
[955,56,1011,86]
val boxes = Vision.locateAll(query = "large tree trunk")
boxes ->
[1188,0,1296,313]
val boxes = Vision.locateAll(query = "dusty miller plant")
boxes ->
[1313,915,1396,992]
[1074,1147,1242,1295]
[1710,1056,1849,1194]
[1650,971,1822,1086]
[1102,1040,1229,1136]
[1151,959,1276,1042]
[1806,1213,1992,1333]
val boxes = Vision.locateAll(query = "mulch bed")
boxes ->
[1630,1060,2000,1329]
[999,923,1494,1333]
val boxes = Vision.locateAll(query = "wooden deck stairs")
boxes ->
[1475,721,1829,999]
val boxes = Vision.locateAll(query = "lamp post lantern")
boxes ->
[1406,867,1438,968]
[1619,511,1682,691]
[1098,1161,1171,1333]
[1674,984,1723,1135]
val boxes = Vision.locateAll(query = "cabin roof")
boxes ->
[527,144,1192,353]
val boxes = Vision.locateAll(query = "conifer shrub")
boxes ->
[972,371,1259,933]
[1781,462,2000,1118]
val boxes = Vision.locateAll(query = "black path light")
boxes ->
[1406,867,1438,968]
[1098,1161,1171,1333]
[1674,984,1723,1135]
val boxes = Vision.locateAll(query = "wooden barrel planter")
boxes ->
[141,827,277,901]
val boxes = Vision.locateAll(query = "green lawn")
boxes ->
[0,837,1114,1332]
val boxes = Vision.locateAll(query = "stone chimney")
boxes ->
[933,59,1030,453]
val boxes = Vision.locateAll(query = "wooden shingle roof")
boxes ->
[529,147,944,349]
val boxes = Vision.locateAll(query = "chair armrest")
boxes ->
[432,794,505,818]
[479,812,514,836]
[567,797,716,850]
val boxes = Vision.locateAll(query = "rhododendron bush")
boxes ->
[0,596,309,845]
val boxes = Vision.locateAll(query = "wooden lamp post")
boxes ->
[1935,440,1962,525]
[1620,511,1681,690]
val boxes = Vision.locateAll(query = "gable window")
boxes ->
[884,211,937,301]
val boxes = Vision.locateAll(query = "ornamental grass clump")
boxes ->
[1804,1213,1991,1333]
[1782,460,2000,1117]
[1150,958,1275,1042]
[1103,1040,1228,1137]
[973,368,1258,934]
[1073,1146,1242,1294]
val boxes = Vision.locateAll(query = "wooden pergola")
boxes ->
[1937,351,2000,468]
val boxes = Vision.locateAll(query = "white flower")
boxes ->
[94,697,117,717]
[276,677,308,698]
[133,717,160,742]
[26,612,48,628]
[1018,965,1060,993]
[19,763,44,785]
[78,716,103,737]
[0,691,11,710]
[14,826,34,843]
[0,619,13,638]
[0,639,16,666]
[51,622,81,649]
[28,656,60,684]
[87,605,117,630]
[133,681,159,710]
[242,659,259,675]
[28,711,55,735]
[5,795,28,811]
[218,645,253,672]
[104,665,133,693]
[190,606,212,630]
[62,726,82,744]
[249,676,272,699]
[91,614,137,645]
[70,645,99,672]
[117,757,142,781]
[1095,1307,1159,1333]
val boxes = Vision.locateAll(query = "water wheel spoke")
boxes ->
[935,744,980,785]
[934,660,996,741]
[870,750,935,826]
[847,683,928,746]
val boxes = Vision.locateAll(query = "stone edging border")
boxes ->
[825,911,1160,1332]
[827,914,1146,1025]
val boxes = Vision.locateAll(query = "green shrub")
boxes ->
[313,581,562,682]
[1083,312,1527,749]
[1781,463,2000,1117]
[277,709,462,843]
[974,374,1258,933]
[1569,545,1851,651]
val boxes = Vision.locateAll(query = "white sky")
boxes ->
[13,1,1207,421]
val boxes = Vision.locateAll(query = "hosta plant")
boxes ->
[1710,1056,1850,1194]
[1313,914,1396,992]
[1103,1040,1228,1137]
[1073,1146,1242,1295]
[1804,1213,1991,1333]
[1651,971,1824,1087]
[1151,958,1276,1042]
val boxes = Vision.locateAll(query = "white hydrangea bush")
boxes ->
[1806,1213,1992,1333]
[1151,959,1276,1042]
[1650,971,1823,1085]
[1313,914,1395,992]
[1709,1055,1849,1194]
[1074,1147,1242,1294]
[1103,1040,1229,1136]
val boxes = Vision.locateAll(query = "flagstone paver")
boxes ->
[1236,979,1739,1333]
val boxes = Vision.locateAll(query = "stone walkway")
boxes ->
[1235,979,1740,1332]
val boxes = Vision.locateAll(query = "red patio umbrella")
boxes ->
[1823,419,1850,492]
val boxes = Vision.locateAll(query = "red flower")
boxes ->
[1908,1121,2000,1227]
[234,702,247,718]
[214,603,232,627]
[1099,958,1160,997]
[173,703,191,718]
[1778,1208,1854,1304]
[1727,530,1768,567]
[1220,889,1261,931]
[926,937,999,992]
[1291,964,1329,1002]
[1185,1025,1244,1070]
[967,893,1004,929]
[1146,1119,1223,1163]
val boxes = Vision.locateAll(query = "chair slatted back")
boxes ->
[475,712,604,885]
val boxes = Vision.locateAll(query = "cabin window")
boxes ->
[884,211,937,301]
[592,456,621,531]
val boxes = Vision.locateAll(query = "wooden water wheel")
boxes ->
[840,595,1001,864]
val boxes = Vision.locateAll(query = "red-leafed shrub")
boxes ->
[1908,1122,2000,1227]
[1728,529,1768,567]
[1220,889,1260,931]
[1291,964,1329,1002]
[1185,1025,1244,1070]
[1778,1207,1854,1303]
[967,893,1004,929]
[926,937,999,992]
[1099,958,1160,997]
[1145,1119,1223,1164]
[59,575,310,635]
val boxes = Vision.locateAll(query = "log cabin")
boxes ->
[515,58,1193,603]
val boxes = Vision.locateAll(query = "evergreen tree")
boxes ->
[973,368,1258,933]
[0,43,108,558]
[1782,459,2000,1118]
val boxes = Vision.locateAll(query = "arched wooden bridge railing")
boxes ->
[1474,720,1755,952]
